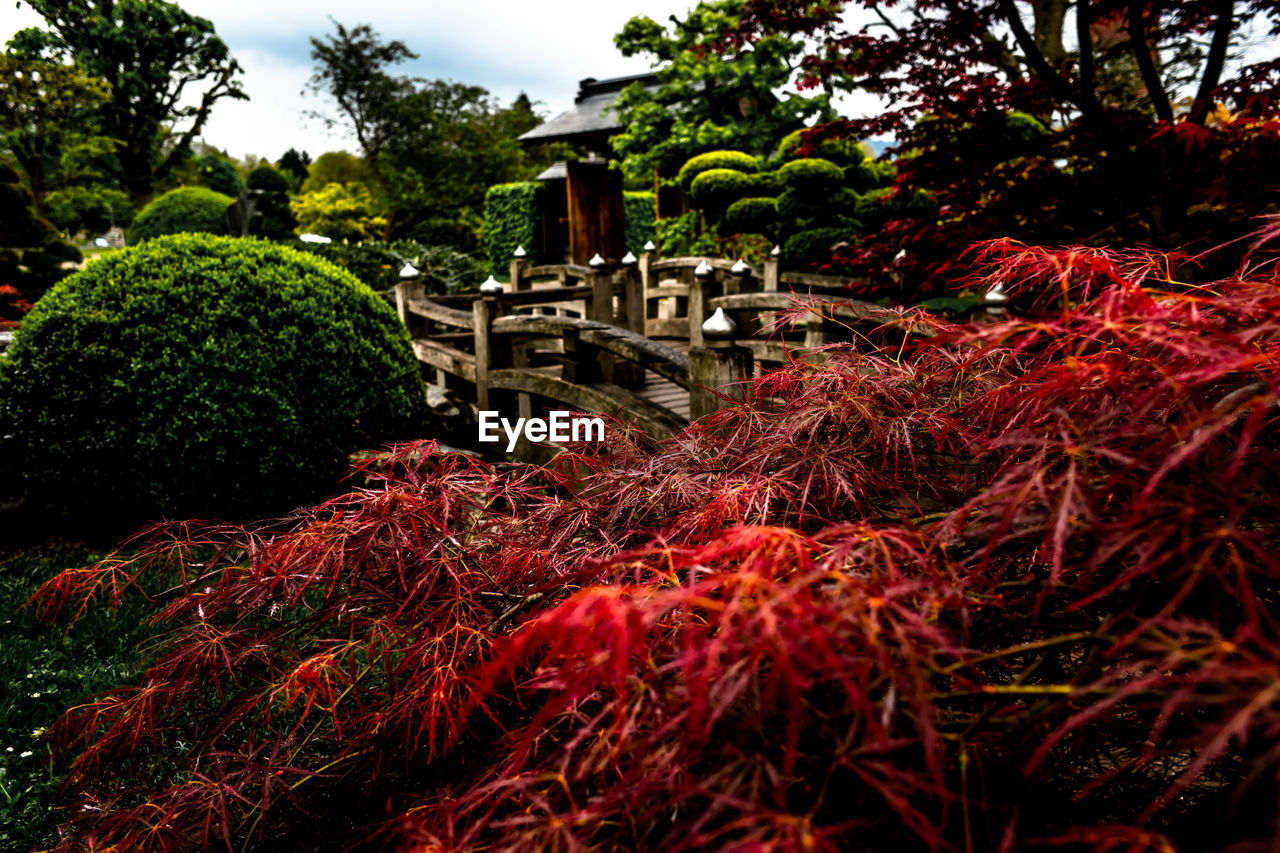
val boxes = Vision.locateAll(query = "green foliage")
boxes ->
[777,186,859,223]
[689,168,756,208]
[656,209,717,257]
[14,0,246,202]
[289,240,485,296]
[483,181,541,275]
[774,129,867,167]
[290,182,387,242]
[720,196,778,236]
[247,164,290,193]
[0,52,113,203]
[127,186,231,243]
[610,1,838,183]
[783,225,857,268]
[0,234,429,520]
[676,150,760,191]
[0,165,81,305]
[307,23,555,250]
[778,157,845,191]
[623,191,656,256]
[43,185,134,235]
[278,148,311,185]
[196,153,244,197]
[0,542,156,852]
[300,151,370,193]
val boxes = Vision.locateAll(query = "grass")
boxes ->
[0,539,156,851]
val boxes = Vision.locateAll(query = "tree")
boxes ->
[15,0,247,204]
[305,21,550,246]
[0,49,113,206]
[278,148,312,184]
[290,181,387,242]
[300,151,371,194]
[611,0,840,187]
[723,1,1280,296]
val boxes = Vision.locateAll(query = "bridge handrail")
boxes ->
[492,313,691,389]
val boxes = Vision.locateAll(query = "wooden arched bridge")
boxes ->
[395,249,882,457]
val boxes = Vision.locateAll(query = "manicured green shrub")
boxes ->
[720,196,778,237]
[197,153,245,198]
[776,186,859,223]
[783,224,858,267]
[676,150,761,191]
[0,234,429,521]
[127,186,232,244]
[290,183,387,242]
[689,168,756,206]
[291,239,487,296]
[623,191,656,256]
[741,171,782,195]
[774,130,867,167]
[484,181,541,275]
[247,164,291,193]
[778,158,845,191]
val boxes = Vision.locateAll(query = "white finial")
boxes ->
[770,244,782,257]
[621,251,638,266]
[480,275,504,295]
[984,282,1009,306]
[694,259,714,279]
[589,253,607,268]
[643,240,656,252]
[730,257,751,276]
[399,263,419,279]
[513,245,527,258]
[702,307,737,339]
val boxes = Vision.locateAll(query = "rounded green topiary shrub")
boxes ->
[0,234,430,521]
[689,168,755,205]
[783,225,858,268]
[197,153,245,197]
[128,187,233,244]
[778,158,845,191]
[720,197,778,236]
[247,164,291,193]
[774,130,867,167]
[777,186,859,223]
[676,150,761,191]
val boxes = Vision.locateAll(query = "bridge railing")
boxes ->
[395,248,892,449]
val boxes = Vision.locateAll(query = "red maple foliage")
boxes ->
[30,225,1280,850]
[727,1,1280,301]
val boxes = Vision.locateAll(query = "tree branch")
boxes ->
[1188,0,1235,124]
[1075,0,1101,117]
[999,0,1079,106]
[1127,1,1175,121]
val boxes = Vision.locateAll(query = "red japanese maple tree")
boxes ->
[729,0,1280,299]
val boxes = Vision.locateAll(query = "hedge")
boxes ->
[689,168,756,206]
[485,181,541,275]
[783,225,859,268]
[247,164,291,193]
[623,191,656,256]
[128,186,232,243]
[774,130,867,167]
[0,234,430,521]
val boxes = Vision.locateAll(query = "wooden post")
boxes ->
[764,253,780,292]
[689,340,753,420]
[803,308,829,364]
[586,266,620,383]
[395,279,427,339]
[609,259,646,388]
[472,294,509,412]
[509,257,532,292]
[688,264,715,349]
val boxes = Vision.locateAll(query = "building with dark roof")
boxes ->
[519,73,659,155]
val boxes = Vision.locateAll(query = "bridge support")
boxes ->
[689,339,753,420]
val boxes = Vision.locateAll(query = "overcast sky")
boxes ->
[0,1,707,162]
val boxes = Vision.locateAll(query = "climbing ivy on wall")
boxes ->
[484,182,541,275]
[623,191,656,257]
